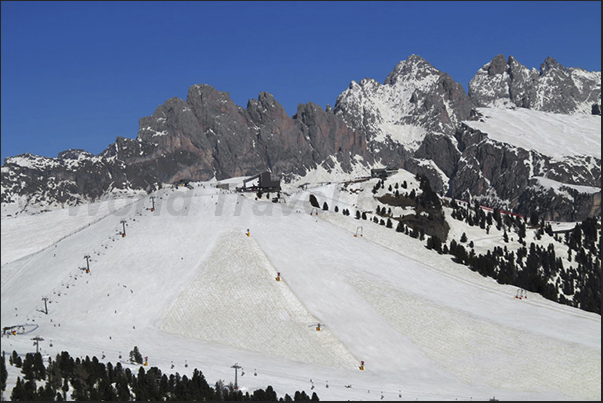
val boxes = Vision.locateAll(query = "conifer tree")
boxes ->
[396,221,404,232]
[129,346,143,365]
[10,377,25,401]
[0,355,7,392]
[12,350,22,368]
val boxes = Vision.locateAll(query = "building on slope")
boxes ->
[239,171,281,192]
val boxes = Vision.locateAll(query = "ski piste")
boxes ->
[1,176,601,400]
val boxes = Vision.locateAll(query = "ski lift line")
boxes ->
[353,220,598,321]
[38,336,472,401]
[44,332,304,383]
[4,196,145,269]
[345,219,537,300]
[442,195,540,222]
[3,201,146,296]
[226,363,474,401]
[316,212,596,322]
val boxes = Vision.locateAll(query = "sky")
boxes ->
[1,1,601,162]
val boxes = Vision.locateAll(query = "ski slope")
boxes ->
[1,182,600,400]
[1,197,141,266]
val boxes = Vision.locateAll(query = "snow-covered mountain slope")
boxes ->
[2,181,600,400]
[331,54,600,222]
[0,197,143,266]
[449,106,601,220]
[334,54,473,153]
[464,107,601,160]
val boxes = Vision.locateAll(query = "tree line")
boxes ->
[443,203,600,314]
[3,350,319,401]
[315,174,600,315]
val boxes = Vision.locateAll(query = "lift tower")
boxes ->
[231,363,242,390]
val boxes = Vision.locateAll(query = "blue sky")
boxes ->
[1,1,601,162]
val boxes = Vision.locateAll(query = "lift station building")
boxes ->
[240,171,281,191]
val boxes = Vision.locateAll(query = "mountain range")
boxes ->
[1,54,600,222]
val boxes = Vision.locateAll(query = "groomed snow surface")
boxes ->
[1,182,600,400]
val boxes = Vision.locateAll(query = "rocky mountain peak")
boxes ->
[469,54,600,114]
[384,54,439,86]
[487,54,508,76]
[247,91,289,125]
[335,54,473,158]
[540,56,564,75]
[1,54,599,223]
[57,149,95,160]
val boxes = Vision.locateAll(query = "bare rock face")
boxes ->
[133,84,371,182]
[293,101,371,173]
[450,124,600,221]
[469,55,601,114]
[1,83,371,209]
[2,54,599,222]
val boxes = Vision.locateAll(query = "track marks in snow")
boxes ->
[350,277,601,400]
[161,230,358,368]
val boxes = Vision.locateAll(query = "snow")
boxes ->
[1,197,143,266]
[162,229,359,368]
[2,154,60,170]
[378,123,427,151]
[1,181,600,401]
[463,107,601,159]
[142,126,168,136]
[285,156,371,190]
[335,60,444,152]
[532,176,601,195]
